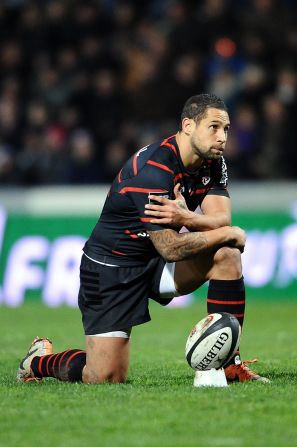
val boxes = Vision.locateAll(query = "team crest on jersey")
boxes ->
[202,176,210,185]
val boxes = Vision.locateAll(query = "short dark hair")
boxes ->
[180,93,228,129]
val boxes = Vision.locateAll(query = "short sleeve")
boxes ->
[120,163,174,231]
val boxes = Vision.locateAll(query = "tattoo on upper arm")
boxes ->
[148,229,208,262]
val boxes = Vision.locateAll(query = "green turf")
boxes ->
[0,300,296,447]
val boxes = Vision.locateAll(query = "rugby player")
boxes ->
[17,94,270,384]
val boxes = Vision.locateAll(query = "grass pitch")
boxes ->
[0,299,296,447]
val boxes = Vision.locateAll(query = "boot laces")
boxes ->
[238,359,259,377]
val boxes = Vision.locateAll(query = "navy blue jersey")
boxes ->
[84,135,229,266]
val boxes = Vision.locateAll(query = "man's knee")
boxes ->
[83,366,128,384]
[213,247,242,277]
[84,334,130,384]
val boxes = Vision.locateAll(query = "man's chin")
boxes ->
[205,153,222,160]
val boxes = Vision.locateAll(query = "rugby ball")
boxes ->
[185,312,241,370]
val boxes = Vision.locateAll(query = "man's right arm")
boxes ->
[148,226,246,262]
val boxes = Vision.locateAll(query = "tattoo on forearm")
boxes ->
[148,229,208,262]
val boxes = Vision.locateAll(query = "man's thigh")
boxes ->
[152,252,214,301]
[174,252,215,295]
[83,335,130,384]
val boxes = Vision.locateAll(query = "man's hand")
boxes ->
[226,226,246,253]
[145,184,190,229]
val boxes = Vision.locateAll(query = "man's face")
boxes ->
[189,108,230,160]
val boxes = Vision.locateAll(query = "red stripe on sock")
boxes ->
[38,356,45,375]
[207,299,245,305]
[232,313,245,318]
[51,354,60,378]
[46,354,55,376]
[58,350,71,370]
[65,350,85,369]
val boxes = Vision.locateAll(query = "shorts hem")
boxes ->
[84,315,151,336]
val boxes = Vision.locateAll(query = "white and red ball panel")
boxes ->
[185,312,241,371]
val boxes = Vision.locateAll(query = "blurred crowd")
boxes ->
[0,0,296,186]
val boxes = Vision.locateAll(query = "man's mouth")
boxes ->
[212,147,224,154]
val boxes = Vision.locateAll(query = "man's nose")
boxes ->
[217,129,226,143]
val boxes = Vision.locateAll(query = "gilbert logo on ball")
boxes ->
[185,312,241,371]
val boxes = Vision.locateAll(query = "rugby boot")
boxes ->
[17,337,52,382]
[224,359,271,383]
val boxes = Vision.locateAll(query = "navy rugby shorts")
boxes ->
[78,254,177,335]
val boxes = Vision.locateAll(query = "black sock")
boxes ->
[207,277,245,365]
[31,349,86,382]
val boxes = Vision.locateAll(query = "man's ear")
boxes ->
[181,117,195,136]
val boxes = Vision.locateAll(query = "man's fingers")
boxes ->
[145,204,166,211]
[148,194,165,204]
[174,183,183,199]
[150,218,170,224]
[144,209,169,216]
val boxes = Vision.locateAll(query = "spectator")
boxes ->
[0,0,296,184]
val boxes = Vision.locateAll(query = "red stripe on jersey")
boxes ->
[118,168,123,183]
[161,142,177,157]
[119,187,168,194]
[174,172,190,183]
[140,217,152,222]
[207,299,246,305]
[124,230,139,239]
[160,135,178,156]
[112,250,127,256]
[133,154,138,175]
[146,160,174,174]
[191,188,207,195]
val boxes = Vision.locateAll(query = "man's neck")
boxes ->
[175,131,203,170]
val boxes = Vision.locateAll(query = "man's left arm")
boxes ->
[144,183,231,231]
